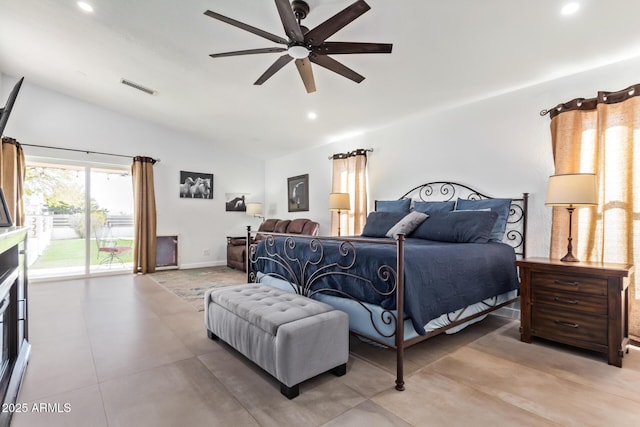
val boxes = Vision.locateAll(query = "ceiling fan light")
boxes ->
[288,45,310,59]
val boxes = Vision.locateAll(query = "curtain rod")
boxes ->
[327,148,373,160]
[540,82,640,117]
[19,143,160,163]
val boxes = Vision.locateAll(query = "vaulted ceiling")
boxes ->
[2,0,640,159]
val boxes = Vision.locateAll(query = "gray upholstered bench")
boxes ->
[204,283,349,399]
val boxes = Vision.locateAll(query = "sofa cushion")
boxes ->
[301,221,319,236]
[274,220,291,233]
[259,219,280,232]
[228,237,246,246]
[287,218,309,234]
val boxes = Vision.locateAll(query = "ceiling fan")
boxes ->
[204,0,392,93]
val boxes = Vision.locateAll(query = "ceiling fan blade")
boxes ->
[315,42,392,55]
[254,54,294,85]
[210,47,287,58]
[309,54,364,83]
[204,10,289,45]
[295,58,316,93]
[304,0,371,46]
[274,0,304,43]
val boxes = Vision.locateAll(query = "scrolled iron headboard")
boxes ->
[397,181,528,258]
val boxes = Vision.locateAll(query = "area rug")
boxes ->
[148,266,247,311]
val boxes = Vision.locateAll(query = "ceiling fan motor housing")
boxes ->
[292,1,310,20]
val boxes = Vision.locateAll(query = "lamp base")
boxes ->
[560,252,580,262]
[560,208,579,262]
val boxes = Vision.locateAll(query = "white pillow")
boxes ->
[386,211,429,238]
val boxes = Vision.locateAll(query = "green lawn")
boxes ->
[31,238,134,269]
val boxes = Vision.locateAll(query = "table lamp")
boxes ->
[545,173,598,262]
[329,193,350,236]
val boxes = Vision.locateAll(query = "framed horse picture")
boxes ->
[179,171,213,199]
[225,193,248,212]
[287,174,309,212]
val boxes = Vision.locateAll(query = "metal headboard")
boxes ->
[396,181,528,258]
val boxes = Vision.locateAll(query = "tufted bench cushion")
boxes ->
[204,283,349,399]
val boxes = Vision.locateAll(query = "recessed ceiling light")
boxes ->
[561,2,580,16]
[77,2,94,13]
[307,112,317,120]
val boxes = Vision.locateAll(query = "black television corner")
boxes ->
[0,77,24,137]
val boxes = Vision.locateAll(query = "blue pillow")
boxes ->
[375,199,411,213]
[413,201,455,214]
[455,198,512,242]
[361,211,407,237]
[410,211,498,243]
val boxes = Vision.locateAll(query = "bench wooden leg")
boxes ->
[331,363,347,377]
[280,382,299,400]
[207,330,219,341]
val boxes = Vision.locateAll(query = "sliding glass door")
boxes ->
[24,160,133,279]
[89,167,134,274]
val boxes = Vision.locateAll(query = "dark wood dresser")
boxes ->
[517,257,633,367]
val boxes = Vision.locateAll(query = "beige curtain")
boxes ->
[131,156,157,274]
[0,137,26,226]
[331,149,368,235]
[548,83,640,339]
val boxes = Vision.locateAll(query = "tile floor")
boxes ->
[11,274,640,426]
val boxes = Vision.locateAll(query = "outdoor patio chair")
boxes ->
[94,226,131,266]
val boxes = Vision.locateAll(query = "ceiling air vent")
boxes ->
[120,78,157,95]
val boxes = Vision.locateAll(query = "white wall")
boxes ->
[265,56,640,258]
[1,76,265,268]
[4,54,639,267]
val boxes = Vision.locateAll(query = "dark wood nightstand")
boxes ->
[517,258,633,367]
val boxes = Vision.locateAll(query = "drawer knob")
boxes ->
[554,320,579,328]
[554,279,580,286]
[553,297,579,305]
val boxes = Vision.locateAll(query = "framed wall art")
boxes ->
[225,193,248,212]
[179,171,213,199]
[287,174,309,212]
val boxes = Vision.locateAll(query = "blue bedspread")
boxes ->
[252,236,519,335]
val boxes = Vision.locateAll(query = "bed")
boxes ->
[246,181,528,391]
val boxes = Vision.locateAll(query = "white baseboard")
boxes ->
[177,260,227,270]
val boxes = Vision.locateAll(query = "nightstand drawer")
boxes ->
[532,304,607,346]
[531,288,606,315]
[531,272,606,296]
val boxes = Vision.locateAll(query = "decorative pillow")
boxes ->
[375,199,411,213]
[455,198,512,242]
[413,201,455,214]
[361,211,408,237]
[410,211,498,243]
[386,211,429,238]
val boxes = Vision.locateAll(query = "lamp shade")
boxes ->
[328,193,350,211]
[545,173,598,206]
[246,202,263,215]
